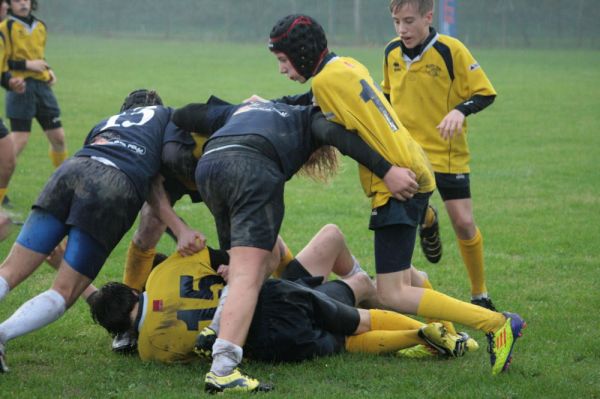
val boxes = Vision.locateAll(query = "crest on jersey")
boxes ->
[426,64,442,77]
[469,62,481,71]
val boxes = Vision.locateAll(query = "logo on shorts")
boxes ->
[52,116,61,124]
[456,174,465,180]
[371,209,378,216]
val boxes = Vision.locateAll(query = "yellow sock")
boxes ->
[272,246,294,278]
[458,227,487,296]
[421,279,457,334]
[417,289,505,333]
[345,330,422,354]
[369,309,423,330]
[49,149,68,168]
[423,205,436,227]
[123,242,156,292]
[0,187,6,205]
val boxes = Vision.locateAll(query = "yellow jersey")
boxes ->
[137,249,224,363]
[312,54,435,209]
[0,16,51,82]
[382,34,496,173]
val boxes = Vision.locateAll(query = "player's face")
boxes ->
[273,51,307,84]
[0,2,8,21]
[391,3,433,49]
[10,0,31,17]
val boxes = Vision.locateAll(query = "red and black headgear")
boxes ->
[269,14,329,80]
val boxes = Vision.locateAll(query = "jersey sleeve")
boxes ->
[453,42,497,102]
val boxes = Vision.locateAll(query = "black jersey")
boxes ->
[209,102,316,180]
[75,106,172,200]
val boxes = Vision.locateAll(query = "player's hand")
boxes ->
[47,69,57,86]
[26,59,49,72]
[217,265,230,282]
[8,77,26,94]
[243,94,269,103]
[383,166,418,201]
[437,109,465,140]
[176,228,206,256]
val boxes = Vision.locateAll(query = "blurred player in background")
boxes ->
[0,0,25,216]
[0,0,67,208]
[383,0,497,310]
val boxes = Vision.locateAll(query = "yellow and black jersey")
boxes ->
[137,249,224,363]
[312,54,435,209]
[0,15,50,82]
[382,33,496,173]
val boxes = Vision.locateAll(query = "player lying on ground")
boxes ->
[90,224,478,392]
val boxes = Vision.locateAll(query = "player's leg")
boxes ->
[444,197,493,309]
[0,130,16,206]
[38,84,68,168]
[0,211,11,242]
[0,226,106,372]
[123,203,165,292]
[419,204,443,263]
[438,172,493,309]
[198,149,279,393]
[0,208,67,300]
[372,196,523,373]
[295,224,356,278]
[44,242,98,303]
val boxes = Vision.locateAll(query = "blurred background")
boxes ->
[40,0,600,48]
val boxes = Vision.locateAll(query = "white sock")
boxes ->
[208,286,228,334]
[471,293,489,300]
[340,256,366,279]
[0,276,9,301]
[0,289,66,344]
[210,338,243,376]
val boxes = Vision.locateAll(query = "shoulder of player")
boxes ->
[436,34,470,54]
[383,37,403,61]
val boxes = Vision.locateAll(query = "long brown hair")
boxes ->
[298,145,339,182]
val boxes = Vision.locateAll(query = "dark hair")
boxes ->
[120,89,163,112]
[269,14,328,80]
[89,282,138,336]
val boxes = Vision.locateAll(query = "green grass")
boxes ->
[1,36,600,398]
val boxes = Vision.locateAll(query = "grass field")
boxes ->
[1,35,599,398]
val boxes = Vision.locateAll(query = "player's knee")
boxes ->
[320,223,344,243]
[452,214,476,237]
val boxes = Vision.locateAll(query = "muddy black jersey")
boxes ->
[209,102,316,179]
[76,106,172,200]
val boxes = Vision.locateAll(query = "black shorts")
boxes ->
[34,157,143,252]
[281,259,356,306]
[196,149,285,251]
[245,279,360,362]
[369,193,431,273]
[434,172,471,201]
[6,78,62,131]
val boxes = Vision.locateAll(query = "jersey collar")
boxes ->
[401,27,439,66]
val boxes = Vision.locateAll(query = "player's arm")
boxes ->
[438,45,497,140]
[146,174,206,256]
[311,112,418,200]
[172,103,237,136]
